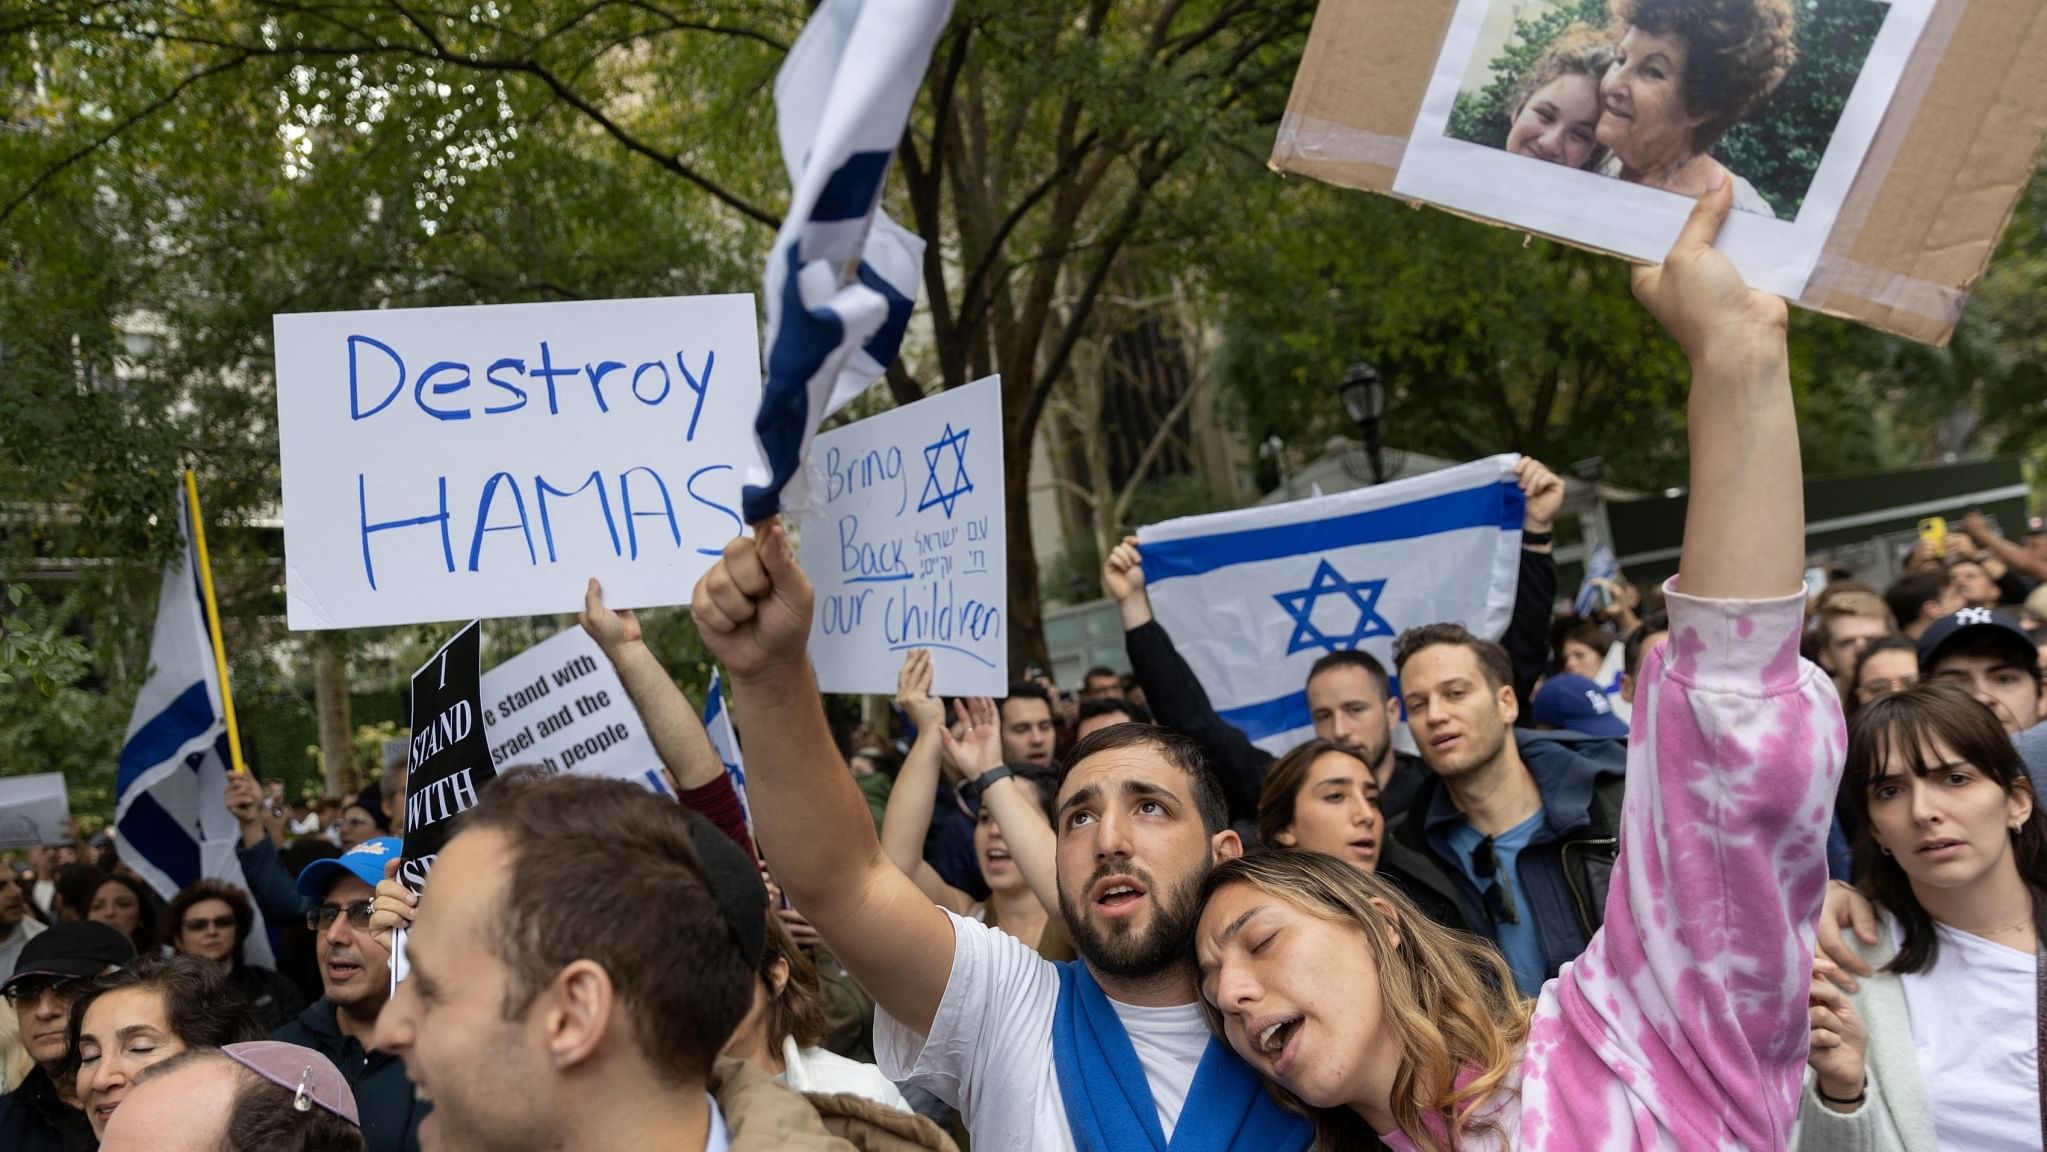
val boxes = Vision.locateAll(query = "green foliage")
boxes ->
[0,585,125,818]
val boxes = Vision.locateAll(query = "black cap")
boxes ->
[1917,606,2037,671]
[687,816,766,973]
[1,921,135,993]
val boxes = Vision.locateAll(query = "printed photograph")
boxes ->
[1443,0,1891,220]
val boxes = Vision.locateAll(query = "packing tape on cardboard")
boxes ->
[1272,110,1408,172]
[1799,0,1974,327]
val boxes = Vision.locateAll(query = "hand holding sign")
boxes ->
[692,521,814,680]
[368,858,417,954]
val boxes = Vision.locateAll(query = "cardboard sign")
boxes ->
[0,774,69,850]
[275,294,764,629]
[796,376,1008,696]
[401,621,495,892]
[1275,0,2047,344]
[479,627,663,787]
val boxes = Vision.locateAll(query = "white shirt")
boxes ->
[778,1035,911,1112]
[875,910,1209,1152]
[703,1093,730,1152]
[1899,921,2039,1151]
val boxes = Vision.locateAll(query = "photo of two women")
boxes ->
[1446,0,1891,220]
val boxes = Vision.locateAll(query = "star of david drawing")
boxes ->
[918,423,974,519]
[1274,560,1395,656]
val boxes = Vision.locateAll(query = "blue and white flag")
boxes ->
[741,0,953,524]
[115,498,274,965]
[1138,456,1526,755]
[1574,540,1620,617]
[702,670,752,835]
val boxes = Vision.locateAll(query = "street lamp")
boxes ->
[1338,361,1386,485]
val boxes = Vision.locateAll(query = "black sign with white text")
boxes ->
[402,619,494,893]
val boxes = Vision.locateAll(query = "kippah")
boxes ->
[687,816,767,972]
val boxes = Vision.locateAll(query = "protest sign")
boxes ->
[0,774,69,850]
[1274,0,2047,344]
[1139,456,1523,754]
[796,375,1007,696]
[401,621,495,892]
[275,294,764,630]
[479,626,662,788]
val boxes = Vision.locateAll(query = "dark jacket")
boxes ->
[1124,545,1557,827]
[229,958,309,1033]
[0,1066,94,1152]
[1378,729,1628,982]
[237,834,314,928]
[273,998,426,1152]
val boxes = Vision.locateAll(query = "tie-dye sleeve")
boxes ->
[1515,583,1847,1152]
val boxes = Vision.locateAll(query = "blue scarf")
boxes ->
[1051,961,1312,1152]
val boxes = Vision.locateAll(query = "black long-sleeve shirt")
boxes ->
[1124,545,1557,826]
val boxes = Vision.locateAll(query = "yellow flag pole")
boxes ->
[183,469,248,775]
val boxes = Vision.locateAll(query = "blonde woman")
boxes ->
[1190,184,1844,1150]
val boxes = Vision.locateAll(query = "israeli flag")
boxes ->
[1138,456,1526,755]
[1574,539,1620,617]
[701,670,752,835]
[115,498,275,964]
[741,0,953,524]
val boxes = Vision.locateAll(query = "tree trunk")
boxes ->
[312,634,354,797]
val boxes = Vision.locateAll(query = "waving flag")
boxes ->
[740,0,953,524]
[701,669,752,835]
[1138,456,1526,755]
[116,488,274,965]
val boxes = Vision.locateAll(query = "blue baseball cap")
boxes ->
[1531,675,1629,739]
[295,836,402,899]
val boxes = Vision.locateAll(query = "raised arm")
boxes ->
[942,696,1060,917]
[1516,182,1846,1152]
[880,649,976,915]
[693,522,956,1036]
[1107,536,1265,820]
[1960,510,2047,584]
[1502,458,1564,710]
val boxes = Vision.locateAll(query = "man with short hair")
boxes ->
[0,877,46,981]
[1813,589,1896,683]
[1945,556,2003,611]
[0,920,134,1151]
[1078,667,1123,703]
[691,525,1311,1152]
[1100,457,1565,826]
[999,681,1059,767]
[1379,623,1628,996]
[1918,607,2045,736]
[1883,568,1963,641]
[277,837,423,1152]
[1074,697,1143,742]
[99,1043,366,1152]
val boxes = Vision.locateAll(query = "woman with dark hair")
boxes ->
[51,864,107,924]
[66,954,266,1139]
[87,875,163,957]
[1554,618,1614,682]
[1503,23,1615,170]
[1796,681,2043,1150]
[165,879,306,1031]
[1598,0,1799,214]
[1256,739,1384,873]
[722,915,911,1110]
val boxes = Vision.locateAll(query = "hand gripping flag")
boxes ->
[115,493,276,965]
[1138,456,1526,755]
[740,0,953,524]
[701,670,752,835]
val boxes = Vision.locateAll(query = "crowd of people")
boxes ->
[0,183,2039,1150]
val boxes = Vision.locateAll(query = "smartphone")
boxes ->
[1918,516,1948,559]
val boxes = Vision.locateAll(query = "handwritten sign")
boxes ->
[479,627,664,791]
[274,295,764,630]
[796,375,1007,695]
[0,774,68,850]
[401,621,494,892]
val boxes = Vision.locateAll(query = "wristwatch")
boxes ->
[961,765,1016,808]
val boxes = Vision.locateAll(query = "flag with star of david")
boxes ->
[740,0,954,524]
[1137,455,1526,755]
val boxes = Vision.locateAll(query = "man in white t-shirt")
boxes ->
[694,525,1311,1152]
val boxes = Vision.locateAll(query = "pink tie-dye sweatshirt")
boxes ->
[1386,584,1846,1152]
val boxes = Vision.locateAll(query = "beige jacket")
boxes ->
[712,1057,957,1152]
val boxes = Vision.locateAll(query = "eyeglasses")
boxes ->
[3,975,85,1007]
[1857,675,1917,702]
[340,814,376,828]
[181,914,237,934]
[306,901,375,932]
[1470,836,1519,925]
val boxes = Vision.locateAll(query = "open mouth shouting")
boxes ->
[1090,874,1150,920]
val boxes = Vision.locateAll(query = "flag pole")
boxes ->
[183,469,248,775]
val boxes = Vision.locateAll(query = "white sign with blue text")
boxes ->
[797,375,1007,696]
[274,295,763,630]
